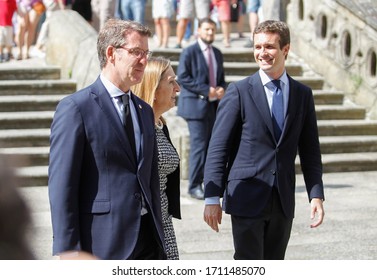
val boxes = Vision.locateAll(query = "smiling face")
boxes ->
[253,32,290,79]
[154,66,180,115]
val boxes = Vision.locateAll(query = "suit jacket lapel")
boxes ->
[283,76,299,139]
[91,78,137,166]
[195,43,209,77]
[214,48,222,85]
[130,92,145,168]
[248,75,275,139]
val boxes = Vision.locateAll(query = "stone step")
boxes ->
[0,89,342,113]
[0,128,50,147]
[152,48,255,62]
[296,152,377,173]
[15,165,48,187]
[315,105,366,120]
[14,151,377,187]
[0,106,367,131]
[313,90,344,105]
[0,111,54,129]
[0,95,65,112]
[225,75,325,89]
[2,131,374,167]
[319,135,377,153]
[318,120,377,136]
[170,61,304,76]
[0,66,61,80]
[0,146,49,167]
[321,152,377,172]
[0,80,76,95]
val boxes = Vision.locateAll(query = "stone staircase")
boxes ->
[0,47,376,186]
[0,63,76,187]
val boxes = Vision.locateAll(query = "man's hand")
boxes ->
[208,87,218,100]
[310,198,324,228]
[204,204,222,232]
[59,251,98,260]
[215,87,225,99]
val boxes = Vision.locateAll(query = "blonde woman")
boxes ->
[131,56,181,260]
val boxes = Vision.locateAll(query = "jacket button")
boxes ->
[271,170,276,175]
[134,193,141,200]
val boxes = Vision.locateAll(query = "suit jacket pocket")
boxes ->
[228,165,257,180]
[80,200,110,214]
[178,95,208,120]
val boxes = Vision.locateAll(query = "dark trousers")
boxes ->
[186,105,216,191]
[129,213,166,260]
[231,188,293,260]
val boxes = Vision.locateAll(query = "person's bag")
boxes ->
[32,1,46,15]
[230,2,239,22]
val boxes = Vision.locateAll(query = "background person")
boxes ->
[176,17,226,200]
[0,0,17,62]
[211,0,231,48]
[91,0,116,31]
[152,0,173,49]
[174,0,210,48]
[243,0,261,48]
[15,0,44,60]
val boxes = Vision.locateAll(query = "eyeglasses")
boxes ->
[116,46,153,59]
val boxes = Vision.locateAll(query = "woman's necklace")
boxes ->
[155,118,163,129]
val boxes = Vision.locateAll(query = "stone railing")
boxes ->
[287,0,377,119]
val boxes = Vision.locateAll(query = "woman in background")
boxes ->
[152,0,173,48]
[131,56,181,260]
[15,0,44,59]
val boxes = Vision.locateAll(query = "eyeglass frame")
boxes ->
[115,46,153,59]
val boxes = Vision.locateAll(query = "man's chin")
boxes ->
[202,38,214,45]
[130,76,143,86]
[259,64,272,72]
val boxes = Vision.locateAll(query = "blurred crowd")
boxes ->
[0,0,287,63]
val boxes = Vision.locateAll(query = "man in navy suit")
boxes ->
[48,19,165,260]
[177,17,226,200]
[203,20,325,259]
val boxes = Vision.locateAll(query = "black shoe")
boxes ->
[189,186,204,200]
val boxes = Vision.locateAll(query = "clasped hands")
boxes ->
[209,86,225,101]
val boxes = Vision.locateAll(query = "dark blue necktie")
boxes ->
[271,79,284,140]
[121,94,137,160]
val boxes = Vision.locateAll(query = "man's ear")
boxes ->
[107,46,116,63]
[283,44,290,60]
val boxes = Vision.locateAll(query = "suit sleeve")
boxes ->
[215,48,227,90]
[297,87,325,201]
[48,97,84,255]
[177,47,211,97]
[204,82,242,197]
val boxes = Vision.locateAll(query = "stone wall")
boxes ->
[287,0,377,119]
[46,10,100,90]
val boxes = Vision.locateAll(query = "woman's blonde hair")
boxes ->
[131,56,171,123]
